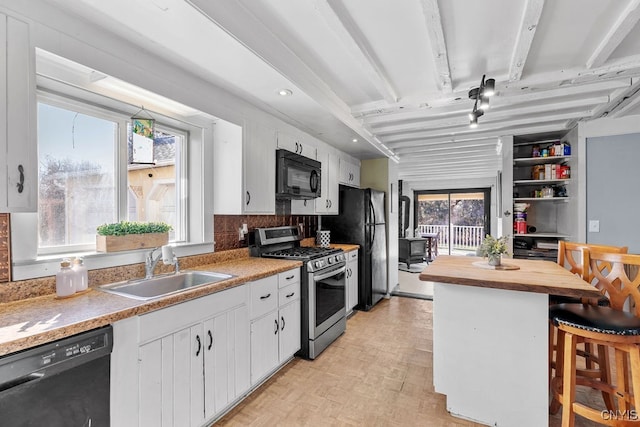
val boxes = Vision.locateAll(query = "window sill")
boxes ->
[11,242,214,281]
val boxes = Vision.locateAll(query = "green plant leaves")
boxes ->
[96,221,172,236]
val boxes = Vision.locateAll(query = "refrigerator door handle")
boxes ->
[368,199,376,225]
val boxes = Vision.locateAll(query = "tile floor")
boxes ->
[215,297,608,426]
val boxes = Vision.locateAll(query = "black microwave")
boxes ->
[276,149,321,199]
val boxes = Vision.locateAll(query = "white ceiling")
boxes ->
[43,0,640,184]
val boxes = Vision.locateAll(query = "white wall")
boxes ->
[577,115,640,243]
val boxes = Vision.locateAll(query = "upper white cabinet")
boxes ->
[315,148,339,215]
[276,131,316,159]
[214,119,275,214]
[0,14,36,213]
[339,157,360,188]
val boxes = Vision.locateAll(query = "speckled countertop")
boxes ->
[0,257,302,356]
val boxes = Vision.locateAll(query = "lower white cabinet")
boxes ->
[346,249,359,314]
[250,268,301,385]
[137,286,249,427]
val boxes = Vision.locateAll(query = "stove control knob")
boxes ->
[327,257,334,264]
[335,255,343,263]
[314,261,322,269]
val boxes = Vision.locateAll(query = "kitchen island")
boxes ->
[420,256,599,427]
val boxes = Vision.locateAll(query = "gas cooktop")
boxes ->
[261,246,342,261]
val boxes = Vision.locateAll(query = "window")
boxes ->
[12,50,214,280]
[36,95,186,254]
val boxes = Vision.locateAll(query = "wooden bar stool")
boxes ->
[549,242,628,389]
[550,251,640,426]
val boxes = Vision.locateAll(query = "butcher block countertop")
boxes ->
[0,257,302,357]
[420,255,601,298]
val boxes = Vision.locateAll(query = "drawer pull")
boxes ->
[260,293,271,300]
[285,275,295,280]
[286,292,295,298]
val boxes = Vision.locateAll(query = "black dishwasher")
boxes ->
[0,325,113,426]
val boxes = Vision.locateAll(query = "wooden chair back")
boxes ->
[557,241,628,283]
[587,251,640,315]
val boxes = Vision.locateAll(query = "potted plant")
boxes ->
[479,234,509,266]
[96,221,172,252]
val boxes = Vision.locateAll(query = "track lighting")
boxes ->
[468,75,496,127]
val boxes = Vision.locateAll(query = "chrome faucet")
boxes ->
[145,245,180,279]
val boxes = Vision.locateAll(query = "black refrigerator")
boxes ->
[322,186,387,311]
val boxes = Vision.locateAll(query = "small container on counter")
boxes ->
[72,257,88,292]
[56,259,75,298]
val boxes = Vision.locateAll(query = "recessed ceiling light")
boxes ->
[352,138,358,143]
[278,89,293,96]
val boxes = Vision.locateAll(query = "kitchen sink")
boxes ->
[99,271,234,300]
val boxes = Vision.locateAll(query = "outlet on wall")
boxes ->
[588,220,600,233]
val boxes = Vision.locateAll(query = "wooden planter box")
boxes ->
[96,232,169,252]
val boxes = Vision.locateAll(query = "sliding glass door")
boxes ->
[414,188,490,256]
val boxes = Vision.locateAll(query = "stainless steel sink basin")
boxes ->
[99,271,234,300]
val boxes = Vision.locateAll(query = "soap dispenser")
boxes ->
[56,259,75,298]
[72,257,88,292]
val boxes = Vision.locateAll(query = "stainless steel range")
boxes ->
[249,226,346,359]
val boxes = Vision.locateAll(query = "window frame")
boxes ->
[11,80,214,280]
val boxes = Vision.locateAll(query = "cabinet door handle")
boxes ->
[207,330,213,350]
[299,144,303,155]
[274,319,279,335]
[286,292,295,298]
[329,200,332,208]
[260,293,271,300]
[295,142,299,153]
[281,316,285,331]
[17,165,24,193]
[195,335,202,356]
[246,191,251,206]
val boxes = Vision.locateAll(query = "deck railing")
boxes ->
[417,224,484,250]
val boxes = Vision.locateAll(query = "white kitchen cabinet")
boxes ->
[0,14,36,213]
[315,148,339,215]
[345,249,359,314]
[276,131,316,159]
[339,157,360,188]
[249,268,301,385]
[213,119,275,214]
[137,286,249,427]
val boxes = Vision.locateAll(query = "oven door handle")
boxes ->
[314,266,346,281]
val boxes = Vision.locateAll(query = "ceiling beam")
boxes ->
[386,122,565,149]
[419,0,452,92]
[186,0,395,159]
[372,95,608,135]
[508,0,545,82]
[318,0,398,103]
[354,75,630,118]
[607,77,640,117]
[380,111,586,143]
[586,0,640,69]
[394,140,500,155]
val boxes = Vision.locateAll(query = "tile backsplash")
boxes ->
[0,214,9,282]
[0,212,318,284]
[214,214,318,251]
